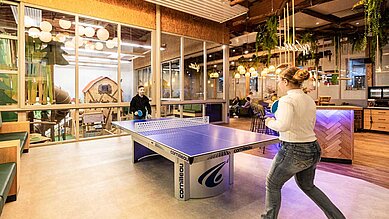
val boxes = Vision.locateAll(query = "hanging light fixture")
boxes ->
[40,21,52,32]
[28,27,40,38]
[268,65,276,72]
[251,71,258,77]
[275,68,282,75]
[97,28,109,41]
[249,67,256,73]
[245,72,251,77]
[59,19,72,29]
[234,73,241,79]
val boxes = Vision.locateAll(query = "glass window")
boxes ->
[122,25,152,102]
[76,17,118,104]
[161,34,181,100]
[28,109,77,144]
[182,104,203,118]
[160,104,180,118]
[0,3,18,106]
[135,66,152,98]
[79,107,120,139]
[161,59,180,99]
[206,43,224,99]
[25,7,75,105]
[184,38,204,100]
[161,61,171,98]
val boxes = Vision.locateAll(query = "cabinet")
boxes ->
[364,109,389,132]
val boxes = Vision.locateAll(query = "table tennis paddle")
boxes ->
[137,110,143,117]
[271,100,279,114]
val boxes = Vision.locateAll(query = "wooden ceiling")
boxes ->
[227,0,366,39]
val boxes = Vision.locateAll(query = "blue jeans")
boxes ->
[261,141,345,219]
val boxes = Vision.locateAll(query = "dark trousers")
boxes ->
[261,141,346,219]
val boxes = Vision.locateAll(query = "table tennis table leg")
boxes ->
[174,159,190,201]
[229,154,234,186]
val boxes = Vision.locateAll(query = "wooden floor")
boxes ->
[223,117,389,189]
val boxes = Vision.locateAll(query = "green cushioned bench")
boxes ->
[0,132,28,154]
[0,162,16,216]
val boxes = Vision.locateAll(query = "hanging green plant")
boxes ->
[353,0,387,62]
[348,33,367,53]
[255,15,278,67]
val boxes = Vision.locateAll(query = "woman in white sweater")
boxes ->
[261,67,345,219]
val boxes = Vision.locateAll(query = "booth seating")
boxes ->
[0,117,29,215]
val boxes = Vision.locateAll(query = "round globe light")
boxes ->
[56,33,66,43]
[78,26,85,36]
[249,67,256,73]
[112,37,118,47]
[234,73,241,79]
[95,42,104,50]
[237,65,245,72]
[71,36,84,47]
[251,71,258,77]
[40,21,52,32]
[28,27,40,38]
[59,19,72,29]
[275,68,282,75]
[39,31,52,43]
[97,28,109,41]
[85,43,95,50]
[84,27,95,37]
[106,40,115,49]
[268,65,276,72]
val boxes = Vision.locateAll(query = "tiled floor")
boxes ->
[3,136,389,219]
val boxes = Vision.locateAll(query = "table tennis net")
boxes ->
[134,116,209,132]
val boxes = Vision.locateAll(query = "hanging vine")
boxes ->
[353,0,387,62]
[255,15,278,66]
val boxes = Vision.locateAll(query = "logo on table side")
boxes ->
[198,160,228,188]
[179,163,185,199]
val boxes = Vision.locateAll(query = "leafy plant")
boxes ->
[255,15,278,66]
[353,0,387,62]
[348,33,367,53]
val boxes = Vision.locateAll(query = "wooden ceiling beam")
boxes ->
[300,8,340,23]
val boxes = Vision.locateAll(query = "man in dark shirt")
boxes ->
[130,85,151,120]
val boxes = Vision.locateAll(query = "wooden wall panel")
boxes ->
[315,110,354,160]
[161,7,229,45]
[22,0,156,29]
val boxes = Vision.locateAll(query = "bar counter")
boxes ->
[315,106,363,163]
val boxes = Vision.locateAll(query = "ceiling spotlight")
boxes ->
[316,22,320,25]
[356,22,360,25]
[209,55,212,58]
[232,49,236,52]
[244,50,249,54]
[231,61,235,65]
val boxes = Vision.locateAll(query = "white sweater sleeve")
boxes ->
[266,99,294,132]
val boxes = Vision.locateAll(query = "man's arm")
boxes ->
[146,97,152,114]
[130,97,136,113]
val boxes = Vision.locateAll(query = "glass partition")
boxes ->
[161,33,181,100]
[184,38,204,100]
[123,25,152,101]
[25,7,75,105]
[28,109,77,144]
[206,43,223,99]
[79,107,120,139]
[0,3,18,106]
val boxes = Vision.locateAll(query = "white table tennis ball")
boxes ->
[59,19,72,29]
[95,42,104,50]
[106,40,115,49]
[40,21,52,32]
[39,31,52,43]
[84,26,95,37]
[78,26,85,36]
[97,28,109,41]
[28,27,40,38]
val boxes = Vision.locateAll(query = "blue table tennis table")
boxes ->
[113,117,279,201]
